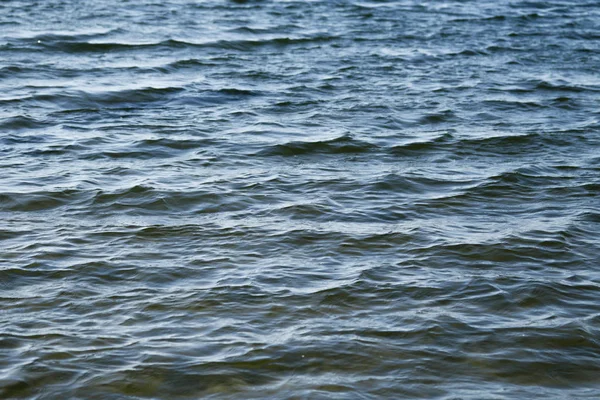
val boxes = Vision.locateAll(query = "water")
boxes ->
[1,0,600,398]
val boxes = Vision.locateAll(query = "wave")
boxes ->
[13,29,124,42]
[388,133,453,156]
[0,85,269,112]
[226,24,303,35]
[418,109,458,124]
[257,135,377,156]
[0,190,86,212]
[6,34,339,53]
[133,138,219,151]
[0,115,51,131]
[0,185,261,214]
[491,79,598,94]
[366,173,475,194]
[0,86,183,109]
[255,131,574,159]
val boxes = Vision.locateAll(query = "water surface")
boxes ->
[1,0,600,399]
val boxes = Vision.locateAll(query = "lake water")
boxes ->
[1,0,600,399]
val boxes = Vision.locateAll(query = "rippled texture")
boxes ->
[2,0,600,398]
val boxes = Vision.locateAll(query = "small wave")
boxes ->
[19,29,123,42]
[257,135,377,156]
[80,149,174,160]
[485,44,529,54]
[483,99,544,110]
[134,138,219,151]
[227,24,302,35]
[534,80,592,93]
[476,169,560,189]
[366,173,475,194]
[171,87,262,107]
[22,34,338,53]
[411,239,573,267]
[212,35,339,51]
[24,143,90,157]
[1,133,50,146]
[275,203,334,220]
[0,65,26,79]
[340,232,414,251]
[453,48,490,57]
[0,190,88,212]
[0,228,29,241]
[451,133,565,156]
[492,79,595,94]
[89,185,261,215]
[157,58,218,72]
[0,86,184,109]
[0,186,251,214]
[0,115,50,131]
[36,38,188,53]
[418,109,458,124]
[388,133,453,156]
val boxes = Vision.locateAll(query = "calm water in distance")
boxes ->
[1,0,600,399]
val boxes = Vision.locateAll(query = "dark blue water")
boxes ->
[1,0,600,398]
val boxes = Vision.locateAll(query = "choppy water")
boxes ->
[1,0,600,398]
